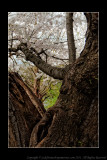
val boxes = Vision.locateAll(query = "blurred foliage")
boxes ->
[42,82,62,110]
[9,57,62,110]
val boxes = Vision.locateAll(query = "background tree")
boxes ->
[8,12,98,147]
[66,12,76,64]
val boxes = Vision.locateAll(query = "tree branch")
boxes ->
[9,43,66,80]
[66,12,76,64]
[38,49,68,61]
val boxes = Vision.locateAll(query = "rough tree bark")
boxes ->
[8,13,98,147]
[8,72,46,147]
[29,13,98,147]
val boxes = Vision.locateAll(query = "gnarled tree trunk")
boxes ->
[29,13,98,147]
[8,13,98,147]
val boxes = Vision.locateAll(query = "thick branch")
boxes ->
[9,44,66,80]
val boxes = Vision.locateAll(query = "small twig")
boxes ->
[38,49,69,61]
[8,38,20,41]
[51,55,68,61]
[54,41,67,44]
